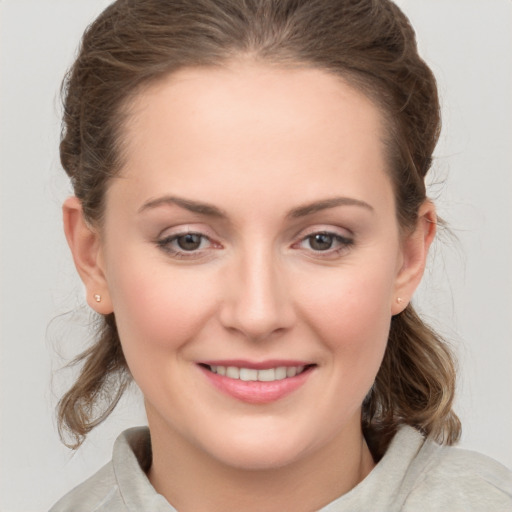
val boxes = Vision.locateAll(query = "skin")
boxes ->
[64,62,436,512]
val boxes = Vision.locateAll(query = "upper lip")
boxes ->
[199,359,314,370]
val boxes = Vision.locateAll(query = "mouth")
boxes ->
[198,362,316,404]
[200,364,312,382]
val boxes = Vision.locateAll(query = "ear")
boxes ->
[391,200,436,315]
[63,196,113,314]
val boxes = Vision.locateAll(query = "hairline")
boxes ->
[95,55,408,233]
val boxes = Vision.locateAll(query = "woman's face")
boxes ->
[82,63,430,469]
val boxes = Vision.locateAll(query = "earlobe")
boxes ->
[391,201,437,315]
[62,196,113,314]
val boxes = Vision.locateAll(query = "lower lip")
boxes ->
[199,366,314,404]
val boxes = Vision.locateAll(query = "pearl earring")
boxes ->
[94,294,102,303]
[396,297,404,304]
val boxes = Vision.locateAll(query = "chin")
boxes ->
[195,420,326,472]
[211,440,308,471]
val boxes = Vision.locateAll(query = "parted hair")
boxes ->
[58,0,461,456]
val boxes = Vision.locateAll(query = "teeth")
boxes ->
[226,366,240,379]
[209,365,307,382]
[258,368,275,382]
[239,368,258,381]
[275,367,287,380]
[286,366,297,378]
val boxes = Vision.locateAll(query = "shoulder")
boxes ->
[48,460,120,512]
[401,433,512,511]
[49,427,173,512]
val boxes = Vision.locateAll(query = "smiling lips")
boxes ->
[199,362,315,404]
[209,364,306,381]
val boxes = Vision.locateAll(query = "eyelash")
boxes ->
[156,230,354,260]
[295,231,354,257]
[156,232,215,259]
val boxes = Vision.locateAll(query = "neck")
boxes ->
[147,414,375,512]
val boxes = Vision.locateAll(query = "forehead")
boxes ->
[124,63,385,153]
[113,62,392,215]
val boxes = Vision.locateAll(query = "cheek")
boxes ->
[296,256,397,370]
[298,268,393,414]
[105,252,218,356]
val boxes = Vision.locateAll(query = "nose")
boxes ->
[219,246,295,342]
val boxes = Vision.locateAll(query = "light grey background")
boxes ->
[1,1,511,510]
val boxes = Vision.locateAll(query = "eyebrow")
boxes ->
[138,195,227,217]
[138,195,374,218]
[287,197,374,218]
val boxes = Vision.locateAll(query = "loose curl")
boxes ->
[58,0,460,454]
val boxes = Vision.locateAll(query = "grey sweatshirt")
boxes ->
[50,426,512,511]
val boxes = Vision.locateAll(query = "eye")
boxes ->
[298,231,354,254]
[307,233,337,251]
[174,233,205,251]
[157,231,215,258]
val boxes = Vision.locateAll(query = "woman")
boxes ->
[50,0,512,510]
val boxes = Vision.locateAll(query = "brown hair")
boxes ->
[58,0,460,455]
